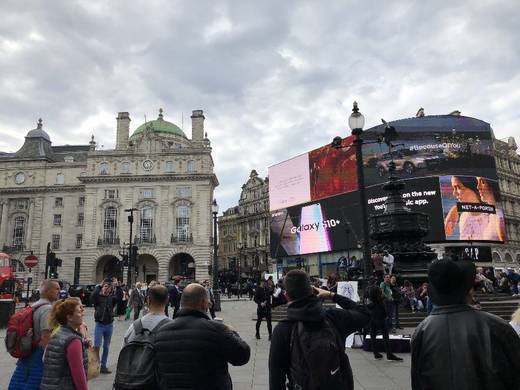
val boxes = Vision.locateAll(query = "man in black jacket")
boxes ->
[92,280,116,374]
[411,259,520,390]
[269,269,370,390]
[169,277,182,318]
[254,279,273,339]
[155,283,250,390]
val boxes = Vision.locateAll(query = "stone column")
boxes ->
[25,200,35,250]
[0,202,8,248]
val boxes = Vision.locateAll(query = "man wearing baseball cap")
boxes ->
[411,259,520,390]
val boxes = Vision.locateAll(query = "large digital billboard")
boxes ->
[269,115,505,257]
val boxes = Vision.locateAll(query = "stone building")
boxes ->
[0,109,218,286]
[218,170,271,280]
[493,136,520,266]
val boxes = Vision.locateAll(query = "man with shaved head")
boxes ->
[155,283,250,390]
[9,279,60,389]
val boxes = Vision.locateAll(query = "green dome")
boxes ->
[131,109,186,138]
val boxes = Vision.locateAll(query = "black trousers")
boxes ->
[256,308,272,336]
[369,322,391,357]
[209,305,216,319]
[172,305,180,318]
[133,307,141,321]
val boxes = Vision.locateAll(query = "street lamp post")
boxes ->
[125,208,138,286]
[237,244,242,299]
[212,199,221,311]
[333,102,372,278]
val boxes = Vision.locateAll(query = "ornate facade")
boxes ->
[0,109,218,286]
[218,170,271,279]
[493,135,520,266]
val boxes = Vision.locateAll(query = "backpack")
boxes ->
[113,318,169,390]
[5,302,48,359]
[289,317,350,390]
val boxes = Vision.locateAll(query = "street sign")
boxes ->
[24,254,39,268]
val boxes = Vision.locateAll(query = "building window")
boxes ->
[77,212,84,226]
[53,214,62,226]
[176,186,191,198]
[165,161,174,173]
[99,162,109,175]
[76,234,83,248]
[139,188,154,199]
[140,206,154,243]
[187,160,195,172]
[104,189,118,199]
[56,173,65,185]
[51,234,61,250]
[176,205,190,241]
[121,162,130,174]
[14,199,29,210]
[55,197,63,207]
[64,156,74,163]
[79,196,85,206]
[12,216,25,248]
[103,207,118,245]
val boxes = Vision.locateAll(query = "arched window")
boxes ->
[187,160,195,173]
[121,162,130,174]
[12,216,26,248]
[103,207,118,244]
[176,205,190,242]
[56,173,65,185]
[140,206,154,243]
[165,161,174,173]
[99,162,109,175]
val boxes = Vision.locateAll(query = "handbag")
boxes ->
[87,346,100,379]
[124,306,132,321]
[352,332,364,349]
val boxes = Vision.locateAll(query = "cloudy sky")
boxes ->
[1,0,519,211]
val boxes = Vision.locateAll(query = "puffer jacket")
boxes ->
[411,304,520,390]
[154,309,250,390]
[40,326,88,390]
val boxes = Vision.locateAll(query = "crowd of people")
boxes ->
[5,258,520,390]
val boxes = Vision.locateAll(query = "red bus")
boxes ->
[0,252,15,300]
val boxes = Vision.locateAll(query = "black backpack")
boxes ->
[114,318,169,390]
[289,318,351,390]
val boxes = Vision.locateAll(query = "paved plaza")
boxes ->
[0,299,412,390]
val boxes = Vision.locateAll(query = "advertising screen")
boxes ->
[269,115,504,257]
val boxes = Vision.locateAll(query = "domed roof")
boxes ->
[131,109,186,138]
[26,119,51,142]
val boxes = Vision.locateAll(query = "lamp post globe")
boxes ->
[348,101,365,133]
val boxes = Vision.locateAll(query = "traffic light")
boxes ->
[55,258,63,267]
[208,264,213,275]
[47,252,56,267]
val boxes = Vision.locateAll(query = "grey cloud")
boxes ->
[0,0,519,211]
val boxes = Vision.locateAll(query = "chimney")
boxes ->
[116,112,131,150]
[191,110,204,141]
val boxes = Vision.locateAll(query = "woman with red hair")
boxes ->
[40,298,88,390]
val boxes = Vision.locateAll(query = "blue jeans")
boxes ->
[94,322,113,369]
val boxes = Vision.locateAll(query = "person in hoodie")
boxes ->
[268,269,370,390]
